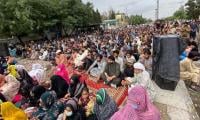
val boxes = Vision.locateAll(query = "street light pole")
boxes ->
[155,0,159,20]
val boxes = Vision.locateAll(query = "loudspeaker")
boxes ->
[152,35,185,91]
[0,43,9,56]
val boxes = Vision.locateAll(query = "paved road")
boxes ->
[189,87,200,117]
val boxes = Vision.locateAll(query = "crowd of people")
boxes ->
[0,20,199,120]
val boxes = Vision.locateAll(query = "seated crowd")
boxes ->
[0,21,199,120]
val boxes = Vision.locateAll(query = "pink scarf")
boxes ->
[111,86,160,120]
[54,64,70,84]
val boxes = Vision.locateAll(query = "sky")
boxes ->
[82,0,188,20]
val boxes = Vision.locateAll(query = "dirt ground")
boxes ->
[189,89,200,117]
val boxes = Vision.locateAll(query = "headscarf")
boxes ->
[16,65,26,72]
[94,88,118,120]
[18,69,34,86]
[64,98,82,120]
[1,102,28,120]
[30,85,46,106]
[7,65,19,78]
[33,91,64,120]
[110,86,160,120]
[96,89,106,105]
[134,62,145,71]
[50,75,69,99]
[29,63,44,83]
[68,74,85,98]
[65,99,78,112]
[54,64,70,84]
[0,75,20,101]
[132,62,155,101]
[40,91,57,109]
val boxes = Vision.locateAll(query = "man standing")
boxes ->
[190,21,199,41]
[139,49,153,77]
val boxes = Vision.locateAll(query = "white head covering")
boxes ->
[56,50,62,54]
[32,63,43,70]
[15,65,26,71]
[29,64,44,83]
[134,62,145,71]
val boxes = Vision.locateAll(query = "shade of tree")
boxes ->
[0,0,33,42]
[0,0,102,40]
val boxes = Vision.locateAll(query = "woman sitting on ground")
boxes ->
[110,86,160,120]
[0,102,28,120]
[0,74,20,101]
[93,88,118,120]
[28,63,45,85]
[57,98,82,120]
[32,91,64,120]
[66,74,86,99]
[54,63,70,85]
[78,87,97,120]
[50,75,69,99]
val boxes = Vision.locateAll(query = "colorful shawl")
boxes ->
[94,88,118,120]
[54,64,70,84]
[110,86,160,120]
[1,102,28,120]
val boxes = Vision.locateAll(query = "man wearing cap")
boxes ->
[121,62,155,101]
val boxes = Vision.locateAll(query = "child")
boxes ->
[78,87,96,119]
[78,87,90,109]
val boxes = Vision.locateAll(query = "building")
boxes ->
[115,13,128,26]
[102,19,118,29]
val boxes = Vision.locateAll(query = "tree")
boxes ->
[0,0,33,43]
[108,9,116,19]
[0,0,102,39]
[27,0,59,34]
[128,15,147,25]
[94,10,102,24]
[164,6,188,20]
[173,7,187,19]
[185,0,200,19]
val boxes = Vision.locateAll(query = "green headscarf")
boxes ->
[96,88,106,105]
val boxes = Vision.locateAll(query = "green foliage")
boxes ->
[0,0,33,37]
[128,15,148,25]
[164,7,188,20]
[0,0,102,38]
[108,9,116,19]
[185,0,200,19]
[173,7,187,19]
[166,0,200,20]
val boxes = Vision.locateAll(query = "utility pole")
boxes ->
[155,0,159,20]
